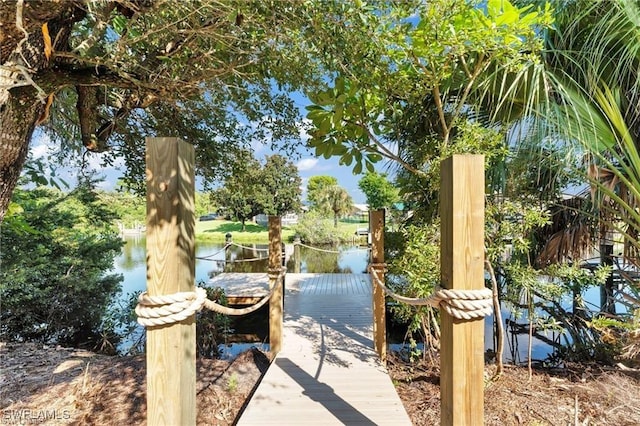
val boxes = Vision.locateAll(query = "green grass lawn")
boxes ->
[195,219,295,243]
[195,219,367,243]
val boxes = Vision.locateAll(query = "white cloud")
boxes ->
[30,143,49,160]
[297,118,312,142]
[29,132,52,159]
[296,158,319,172]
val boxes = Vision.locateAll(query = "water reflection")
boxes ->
[113,238,371,356]
[116,238,371,297]
[113,237,560,363]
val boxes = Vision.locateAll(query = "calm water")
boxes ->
[113,236,595,363]
[115,237,370,296]
[113,237,371,358]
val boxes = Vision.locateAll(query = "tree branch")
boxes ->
[344,118,427,177]
[449,52,488,131]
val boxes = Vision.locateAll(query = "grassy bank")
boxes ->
[195,220,295,243]
[195,219,366,244]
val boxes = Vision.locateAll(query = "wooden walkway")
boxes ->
[209,272,270,304]
[236,273,412,425]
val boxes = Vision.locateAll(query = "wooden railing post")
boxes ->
[293,235,301,273]
[440,155,485,426]
[268,216,283,355]
[145,137,196,426]
[370,209,386,362]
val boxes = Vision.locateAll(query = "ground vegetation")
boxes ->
[0,184,123,348]
[2,343,639,425]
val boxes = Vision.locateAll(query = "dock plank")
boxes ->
[207,272,269,304]
[237,273,412,425]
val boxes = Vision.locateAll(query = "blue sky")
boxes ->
[30,134,373,204]
[28,91,385,204]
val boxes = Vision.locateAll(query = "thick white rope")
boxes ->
[295,242,341,254]
[136,268,285,326]
[368,264,493,320]
[229,242,270,252]
[195,243,231,260]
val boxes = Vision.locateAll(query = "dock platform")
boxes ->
[208,272,269,304]
[236,273,412,425]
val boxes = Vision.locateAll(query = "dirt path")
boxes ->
[1,342,639,425]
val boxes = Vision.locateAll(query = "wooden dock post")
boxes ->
[440,155,485,426]
[145,137,196,425]
[370,209,386,361]
[268,216,283,355]
[293,235,301,273]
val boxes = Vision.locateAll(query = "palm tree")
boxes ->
[509,0,640,363]
[542,0,640,311]
[318,185,354,228]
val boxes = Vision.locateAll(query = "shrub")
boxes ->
[0,186,123,348]
[292,211,341,245]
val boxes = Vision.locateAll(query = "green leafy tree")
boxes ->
[261,155,302,216]
[0,0,327,221]
[357,171,399,211]
[212,153,302,230]
[303,0,553,175]
[0,185,123,347]
[318,185,353,228]
[306,175,338,210]
[211,154,264,231]
[195,192,217,218]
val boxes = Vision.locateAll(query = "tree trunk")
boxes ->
[0,1,81,222]
[485,259,504,378]
[600,241,616,314]
[0,88,45,221]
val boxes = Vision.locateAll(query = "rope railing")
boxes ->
[195,243,231,260]
[135,267,286,327]
[368,264,493,320]
[294,242,342,254]
[293,241,371,254]
[228,241,269,252]
[223,257,268,263]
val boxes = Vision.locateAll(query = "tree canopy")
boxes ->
[318,184,353,228]
[211,153,301,230]
[260,154,303,216]
[0,0,325,221]
[303,0,553,175]
[357,171,398,211]
[306,175,338,209]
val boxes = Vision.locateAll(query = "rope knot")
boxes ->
[268,266,285,277]
[367,264,494,320]
[431,287,494,320]
[135,270,287,326]
[135,287,207,327]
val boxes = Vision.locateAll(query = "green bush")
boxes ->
[385,224,441,348]
[292,211,341,245]
[0,186,123,348]
[196,286,232,358]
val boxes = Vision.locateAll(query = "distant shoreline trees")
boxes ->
[211,153,301,231]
